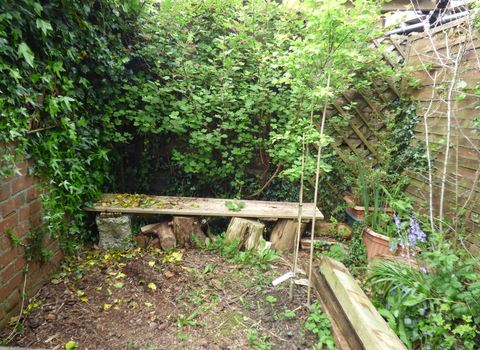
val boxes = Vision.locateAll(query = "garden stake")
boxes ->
[307,67,331,306]
[290,132,306,301]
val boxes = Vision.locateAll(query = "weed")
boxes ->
[304,301,335,350]
[246,329,273,350]
[279,309,296,320]
[177,309,201,328]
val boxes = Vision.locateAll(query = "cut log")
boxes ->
[300,237,337,250]
[147,222,177,250]
[139,221,177,250]
[225,217,264,250]
[134,234,149,249]
[270,219,307,252]
[315,222,336,236]
[171,216,206,249]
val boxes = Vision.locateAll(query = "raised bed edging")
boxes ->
[314,255,407,350]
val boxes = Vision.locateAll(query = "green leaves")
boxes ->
[36,19,53,36]
[17,42,35,67]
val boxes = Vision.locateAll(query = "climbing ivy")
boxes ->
[0,0,142,255]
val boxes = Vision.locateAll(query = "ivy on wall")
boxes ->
[0,0,142,254]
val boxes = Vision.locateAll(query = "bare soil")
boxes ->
[2,246,324,350]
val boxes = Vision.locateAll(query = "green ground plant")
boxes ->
[304,301,335,350]
[364,227,480,349]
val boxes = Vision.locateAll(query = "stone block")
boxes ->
[96,214,134,251]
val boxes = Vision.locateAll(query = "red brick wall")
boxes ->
[0,143,63,330]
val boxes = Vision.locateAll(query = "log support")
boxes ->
[225,218,265,250]
[270,219,307,252]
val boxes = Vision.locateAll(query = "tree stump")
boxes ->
[141,222,177,250]
[225,217,264,250]
[171,216,206,248]
[270,219,307,252]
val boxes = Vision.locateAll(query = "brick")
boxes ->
[12,175,34,194]
[0,235,11,250]
[29,200,42,217]
[0,196,23,217]
[14,256,27,272]
[15,161,28,176]
[18,206,30,222]
[0,213,18,234]
[26,186,42,203]
[0,183,11,202]
[0,246,17,268]
[15,242,25,256]
[0,305,5,322]
[0,272,23,300]
[12,222,27,240]
[28,260,42,275]
[50,249,64,266]
[5,289,21,312]
[1,262,16,284]
[29,212,42,230]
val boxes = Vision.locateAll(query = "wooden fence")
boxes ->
[403,17,480,255]
[314,18,480,256]
[317,36,408,163]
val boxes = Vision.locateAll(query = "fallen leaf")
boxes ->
[103,303,111,310]
[107,289,113,295]
[113,283,124,289]
[148,283,157,291]
[147,261,155,267]
[51,279,61,285]
[65,340,78,349]
[80,297,88,302]
[116,272,126,278]
[145,302,153,307]
[165,271,174,278]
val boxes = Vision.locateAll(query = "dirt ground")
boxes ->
[1,245,328,350]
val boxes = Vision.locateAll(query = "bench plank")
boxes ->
[84,194,323,220]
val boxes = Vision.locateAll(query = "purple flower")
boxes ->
[390,215,427,255]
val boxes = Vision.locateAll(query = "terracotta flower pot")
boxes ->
[362,227,393,258]
[362,227,410,259]
[344,195,393,221]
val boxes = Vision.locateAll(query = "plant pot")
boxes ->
[362,227,393,259]
[344,195,394,221]
[362,227,410,259]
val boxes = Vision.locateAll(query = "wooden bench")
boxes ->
[84,194,323,251]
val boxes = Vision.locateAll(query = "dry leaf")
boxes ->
[165,271,174,278]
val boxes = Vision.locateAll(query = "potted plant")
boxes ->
[343,157,414,258]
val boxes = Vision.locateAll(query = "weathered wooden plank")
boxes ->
[85,194,324,220]
[415,133,480,149]
[311,269,362,350]
[319,256,407,350]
